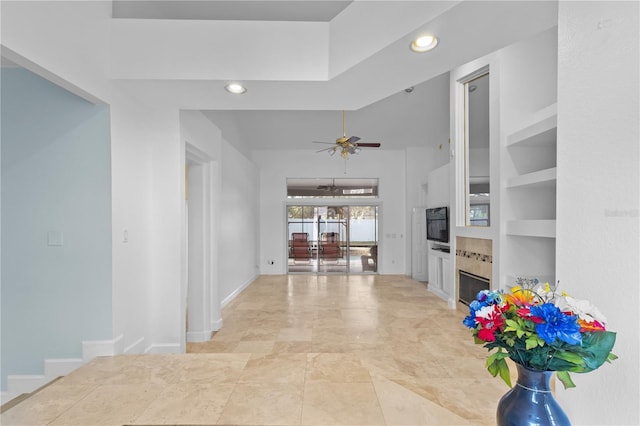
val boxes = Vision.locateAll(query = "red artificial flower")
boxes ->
[475,308,505,342]
[517,307,544,323]
[478,328,497,342]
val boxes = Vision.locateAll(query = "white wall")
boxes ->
[426,163,451,209]
[449,49,501,290]
[556,2,639,424]
[181,111,223,336]
[2,1,262,365]
[450,26,559,293]
[498,26,558,289]
[109,89,181,354]
[253,149,406,275]
[406,146,448,278]
[1,1,111,103]
[219,141,260,302]
[1,68,112,389]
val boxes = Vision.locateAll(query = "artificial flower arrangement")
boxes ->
[463,278,617,389]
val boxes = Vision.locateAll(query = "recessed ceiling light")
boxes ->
[224,83,247,94]
[410,34,438,53]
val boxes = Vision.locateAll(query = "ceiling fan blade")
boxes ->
[316,146,335,153]
[312,112,380,157]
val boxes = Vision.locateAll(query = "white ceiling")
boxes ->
[3,1,557,152]
[112,1,352,21]
[107,1,557,151]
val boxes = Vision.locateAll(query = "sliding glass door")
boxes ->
[287,205,378,274]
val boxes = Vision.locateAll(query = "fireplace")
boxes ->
[458,270,490,306]
[455,237,492,309]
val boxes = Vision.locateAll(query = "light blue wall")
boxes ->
[1,68,112,390]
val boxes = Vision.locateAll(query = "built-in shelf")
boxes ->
[430,247,451,257]
[507,103,557,148]
[506,167,557,189]
[506,220,556,238]
[501,91,557,300]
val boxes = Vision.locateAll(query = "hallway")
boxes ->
[2,275,506,425]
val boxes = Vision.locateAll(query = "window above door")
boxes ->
[286,178,378,198]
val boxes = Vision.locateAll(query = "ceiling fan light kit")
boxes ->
[313,111,381,159]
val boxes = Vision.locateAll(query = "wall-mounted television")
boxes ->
[426,206,449,243]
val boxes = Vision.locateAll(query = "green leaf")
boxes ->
[525,337,540,350]
[556,371,576,389]
[579,331,617,372]
[486,351,512,387]
[554,350,584,366]
[504,319,519,331]
[497,360,512,388]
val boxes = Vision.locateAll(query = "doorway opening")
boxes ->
[287,205,378,274]
[184,144,220,344]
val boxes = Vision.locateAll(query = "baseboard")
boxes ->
[428,286,455,308]
[2,335,125,404]
[221,274,257,307]
[44,358,83,379]
[211,317,223,331]
[82,334,124,362]
[144,343,181,354]
[123,337,145,354]
[186,330,212,343]
[5,375,47,399]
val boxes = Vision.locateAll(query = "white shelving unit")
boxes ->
[505,219,556,238]
[505,103,558,238]
[507,103,557,148]
[506,167,556,189]
[502,103,558,288]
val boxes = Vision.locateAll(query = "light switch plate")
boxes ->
[47,231,64,246]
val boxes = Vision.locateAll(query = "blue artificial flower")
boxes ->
[469,300,482,311]
[474,290,502,307]
[463,302,480,329]
[463,291,504,329]
[530,303,582,345]
[463,313,477,329]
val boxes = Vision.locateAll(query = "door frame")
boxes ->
[184,143,221,344]
[284,200,381,275]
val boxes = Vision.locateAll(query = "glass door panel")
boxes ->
[317,206,348,273]
[349,206,378,273]
[287,205,378,274]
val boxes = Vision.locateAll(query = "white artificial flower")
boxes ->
[532,282,558,303]
[476,304,498,319]
[555,295,607,324]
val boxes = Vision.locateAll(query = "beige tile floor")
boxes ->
[1,274,509,425]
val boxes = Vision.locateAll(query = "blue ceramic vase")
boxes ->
[497,363,571,426]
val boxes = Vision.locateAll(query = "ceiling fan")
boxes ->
[313,111,381,158]
[317,178,341,193]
